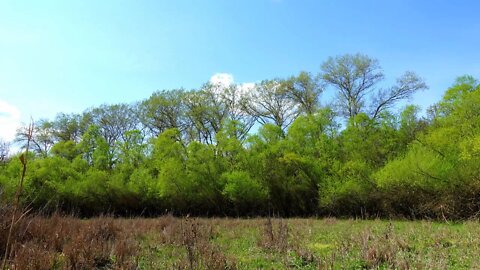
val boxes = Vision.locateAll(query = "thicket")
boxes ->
[0,54,479,219]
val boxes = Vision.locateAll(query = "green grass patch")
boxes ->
[136,217,480,269]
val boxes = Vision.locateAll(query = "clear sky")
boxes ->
[1,0,479,141]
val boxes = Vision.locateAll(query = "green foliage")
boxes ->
[2,70,479,219]
[50,140,80,161]
[185,141,224,211]
[375,76,480,218]
[222,170,267,213]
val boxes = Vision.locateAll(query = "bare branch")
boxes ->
[371,71,428,119]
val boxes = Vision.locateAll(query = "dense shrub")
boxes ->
[1,74,479,219]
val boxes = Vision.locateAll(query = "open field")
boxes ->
[2,1,480,269]
[2,210,480,269]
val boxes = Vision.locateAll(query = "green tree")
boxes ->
[50,140,80,161]
[78,125,112,170]
[284,71,324,115]
[376,76,480,218]
[52,113,83,142]
[139,89,187,137]
[151,128,189,212]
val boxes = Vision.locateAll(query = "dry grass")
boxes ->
[258,217,289,254]
[1,208,139,269]
[2,209,480,269]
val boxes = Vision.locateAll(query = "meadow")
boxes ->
[2,58,480,269]
[2,207,479,269]
[2,0,479,267]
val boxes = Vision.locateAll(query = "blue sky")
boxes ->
[1,0,479,141]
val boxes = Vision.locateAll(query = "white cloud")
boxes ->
[0,100,21,142]
[209,73,257,93]
[207,73,259,117]
[209,73,234,87]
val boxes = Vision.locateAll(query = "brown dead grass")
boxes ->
[2,208,479,269]
[1,207,239,270]
[1,207,140,269]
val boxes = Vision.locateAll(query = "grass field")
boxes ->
[2,210,480,269]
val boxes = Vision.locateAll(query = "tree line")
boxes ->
[1,53,479,219]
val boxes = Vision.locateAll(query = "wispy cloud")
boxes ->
[0,100,21,142]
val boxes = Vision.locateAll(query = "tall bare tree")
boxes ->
[321,53,427,119]
[204,82,256,140]
[15,119,54,156]
[243,79,300,132]
[0,139,9,164]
